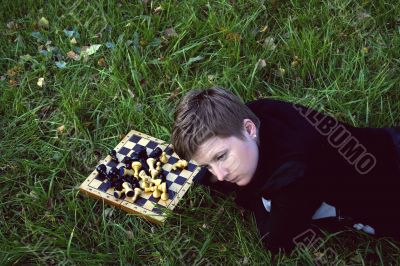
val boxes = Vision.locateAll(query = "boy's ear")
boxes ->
[243,119,256,137]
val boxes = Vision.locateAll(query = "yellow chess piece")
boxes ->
[146,158,159,178]
[132,187,142,202]
[131,161,142,178]
[139,170,150,189]
[122,182,134,197]
[149,178,162,187]
[160,152,168,164]
[152,186,161,198]
[158,182,168,201]
[144,186,155,193]
[172,159,188,170]
[121,168,135,177]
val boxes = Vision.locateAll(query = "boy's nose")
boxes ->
[212,165,228,181]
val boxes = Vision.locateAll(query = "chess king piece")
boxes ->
[172,159,188,170]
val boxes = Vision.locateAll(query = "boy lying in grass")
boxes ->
[171,87,400,253]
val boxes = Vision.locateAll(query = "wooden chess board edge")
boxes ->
[168,169,200,209]
[127,129,168,146]
[119,202,165,224]
[79,186,123,209]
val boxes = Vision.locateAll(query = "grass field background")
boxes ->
[1,0,400,264]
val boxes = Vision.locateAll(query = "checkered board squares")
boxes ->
[79,130,202,224]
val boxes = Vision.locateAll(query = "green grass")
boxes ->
[1,0,400,264]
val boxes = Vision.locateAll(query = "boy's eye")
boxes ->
[217,153,227,161]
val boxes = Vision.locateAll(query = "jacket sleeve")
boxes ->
[258,181,322,253]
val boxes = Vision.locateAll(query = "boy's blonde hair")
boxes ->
[171,87,260,160]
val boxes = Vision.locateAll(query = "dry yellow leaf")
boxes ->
[37,77,45,87]
[56,125,65,134]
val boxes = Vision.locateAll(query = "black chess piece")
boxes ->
[109,149,119,163]
[96,164,108,180]
[122,156,133,169]
[149,147,162,159]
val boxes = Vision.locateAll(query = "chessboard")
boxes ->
[79,130,204,224]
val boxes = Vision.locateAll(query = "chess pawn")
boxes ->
[132,187,142,202]
[120,167,135,177]
[172,159,188,170]
[152,186,161,198]
[159,152,168,164]
[131,161,142,178]
[114,188,124,199]
[122,182,134,197]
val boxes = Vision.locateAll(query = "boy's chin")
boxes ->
[235,178,251,186]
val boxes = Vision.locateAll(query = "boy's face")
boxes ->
[193,129,259,186]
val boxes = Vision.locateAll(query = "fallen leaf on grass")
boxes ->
[260,25,268,33]
[126,230,134,239]
[154,5,163,13]
[8,79,18,87]
[37,77,45,87]
[263,36,276,50]
[207,74,215,83]
[6,21,18,30]
[357,11,371,21]
[164,27,178,38]
[275,67,285,77]
[291,56,300,67]
[56,125,65,134]
[185,55,204,66]
[103,207,114,218]
[105,42,115,49]
[55,61,66,68]
[226,32,241,41]
[97,58,106,67]
[80,44,101,57]
[7,66,22,77]
[66,50,80,61]
[257,59,267,69]
[63,28,80,38]
[70,37,77,45]
[38,17,49,29]
[168,88,180,100]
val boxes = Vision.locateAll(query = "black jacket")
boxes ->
[198,99,400,253]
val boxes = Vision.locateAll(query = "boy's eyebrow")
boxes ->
[198,149,228,168]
